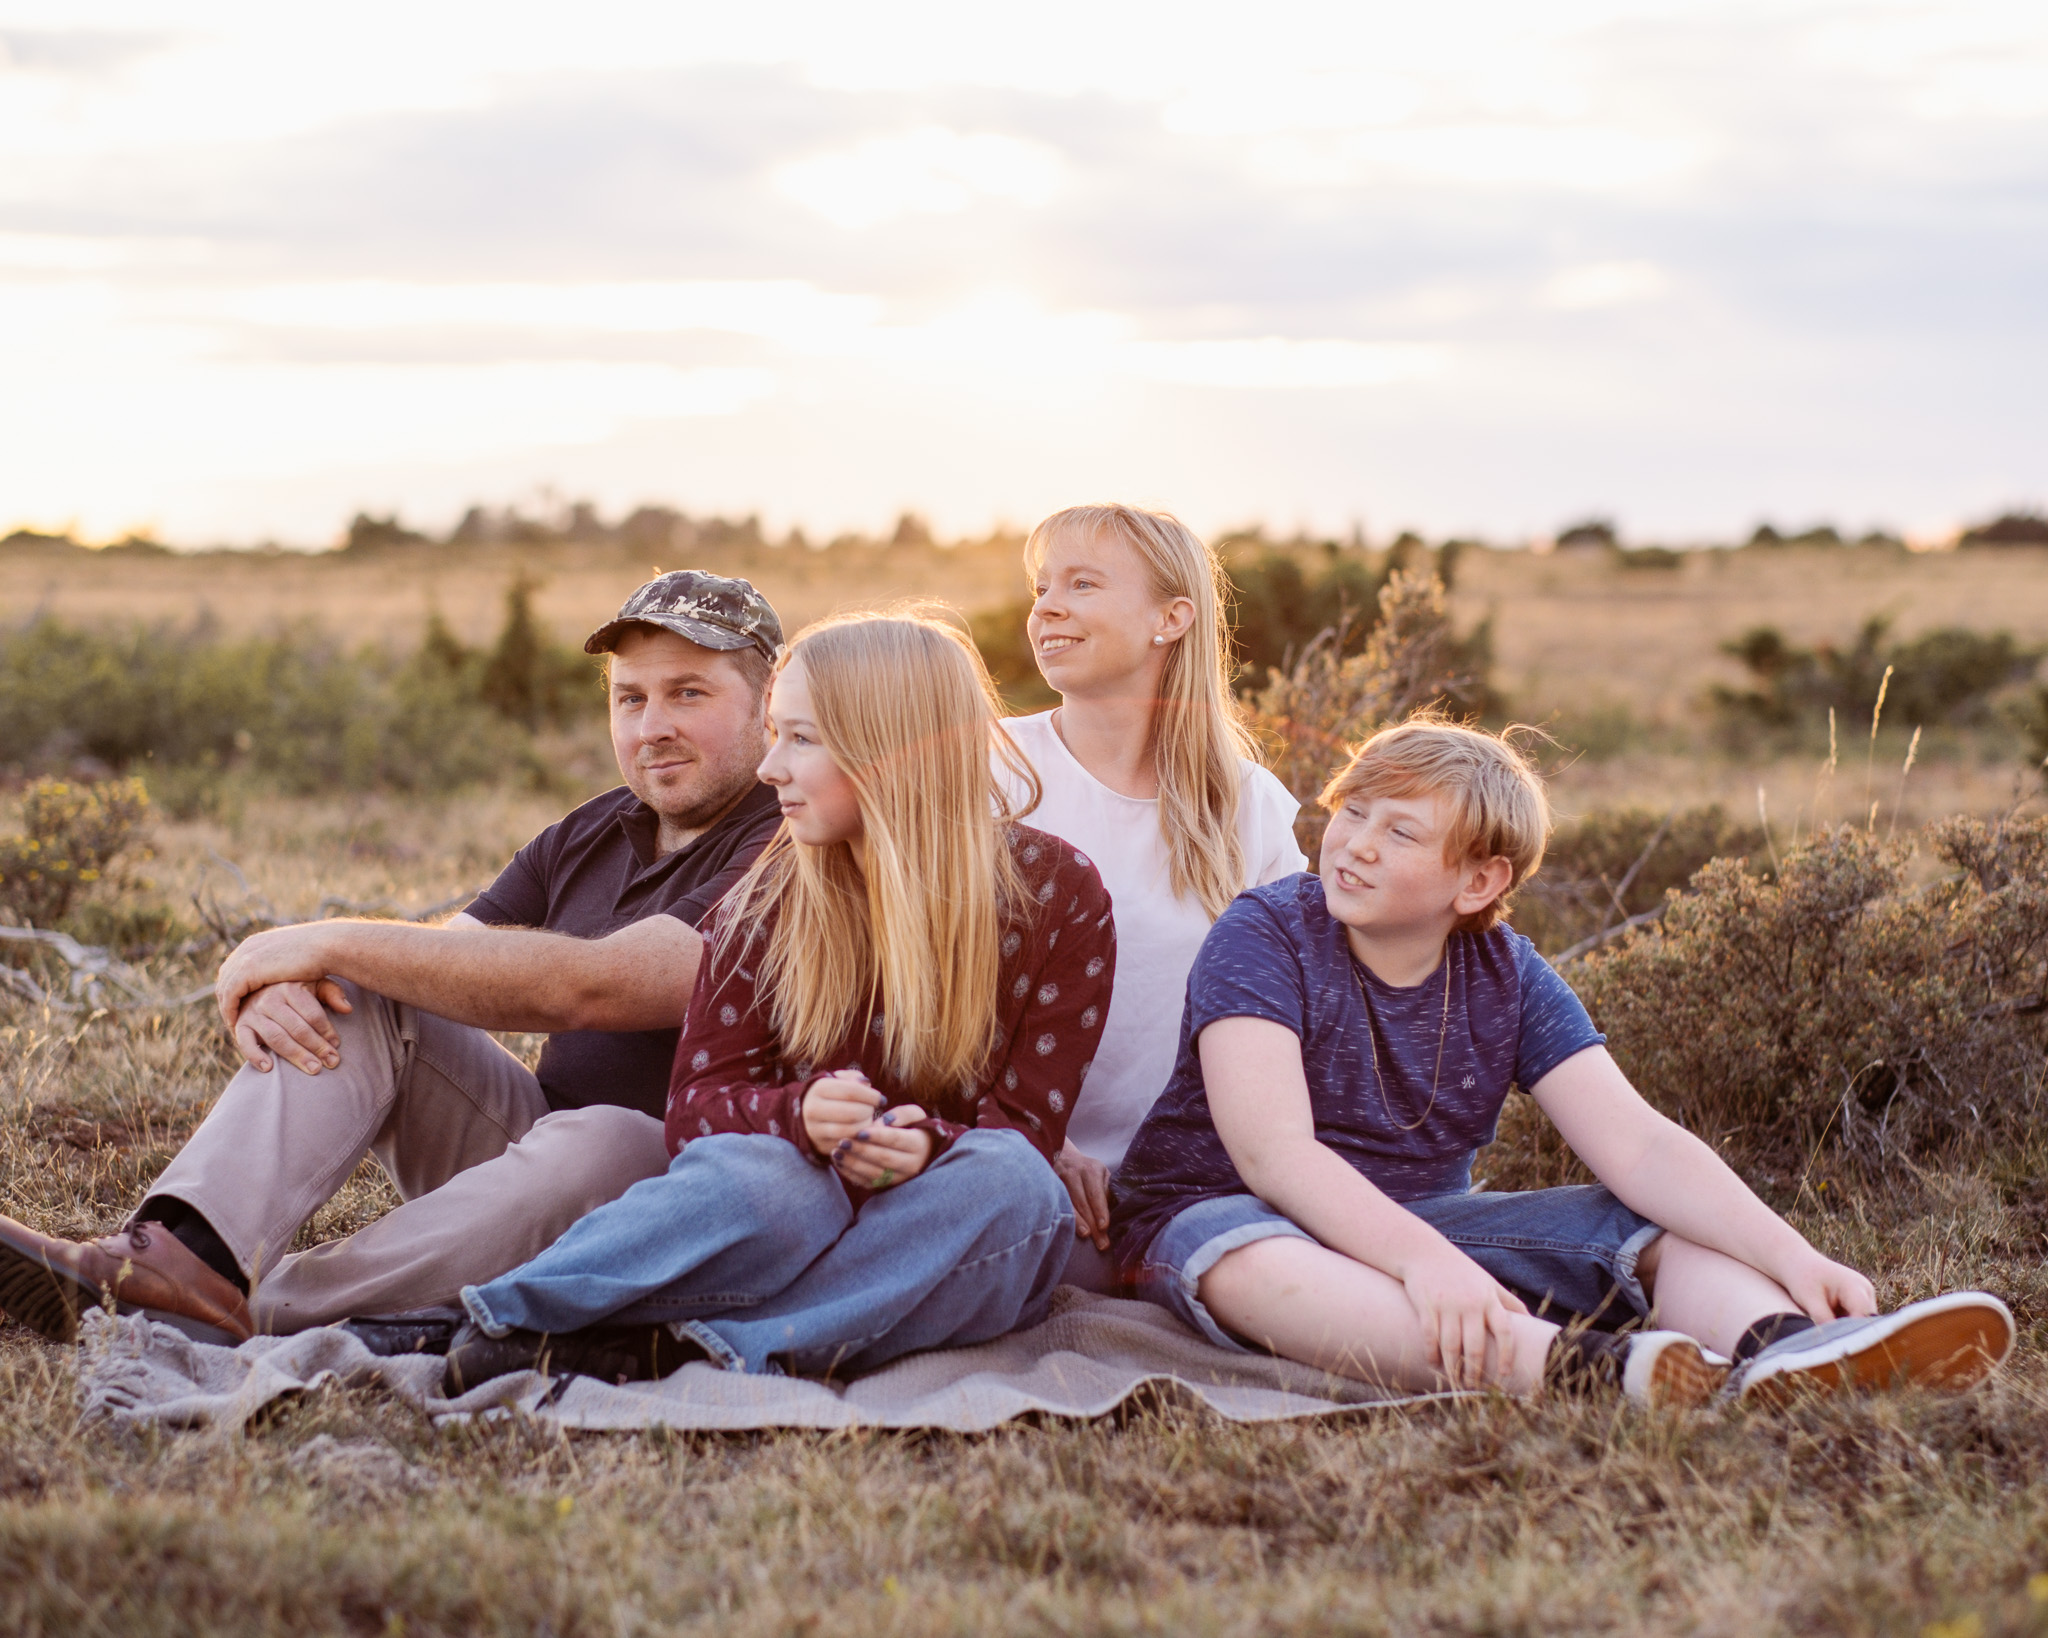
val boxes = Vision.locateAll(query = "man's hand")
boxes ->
[1401,1243,1529,1390]
[216,923,339,1036]
[232,979,353,1074]
[1052,1140,1112,1249]
[1776,1250,1878,1324]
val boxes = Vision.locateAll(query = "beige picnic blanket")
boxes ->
[76,1287,1449,1433]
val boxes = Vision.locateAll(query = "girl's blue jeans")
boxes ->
[460,1127,1073,1377]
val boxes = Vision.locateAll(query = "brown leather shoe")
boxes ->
[0,1215,253,1345]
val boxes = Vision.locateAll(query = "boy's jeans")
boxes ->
[1132,1184,1663,1354]
[462,1127,1074,1377]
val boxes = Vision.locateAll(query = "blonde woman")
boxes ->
[998,505,1305,1283]
[443,613,1115,1387]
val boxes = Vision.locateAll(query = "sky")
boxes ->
[0,1,2044,549]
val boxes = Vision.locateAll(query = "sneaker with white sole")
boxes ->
[1730,1291,2014,1405]
[1622,1330,1732,1409]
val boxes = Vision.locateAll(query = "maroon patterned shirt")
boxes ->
[663,824,1116,1171]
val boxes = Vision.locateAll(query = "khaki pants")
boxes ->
[143,980,673,1333]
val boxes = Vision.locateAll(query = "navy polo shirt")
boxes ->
[466,782,781,1117]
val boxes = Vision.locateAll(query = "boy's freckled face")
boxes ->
[1319,791,1472,937]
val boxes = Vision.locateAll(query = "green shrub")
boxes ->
[969,599,1056,713]
[0,590,590,797]
[1713,618,2039,732]
[475,575,603,729]
[1567,817,2048,1169]
[1244,568,1498,855]
[0,778,151,927]
[1224,548,1387,678]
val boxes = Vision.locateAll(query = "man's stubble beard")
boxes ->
[637,732,767,834]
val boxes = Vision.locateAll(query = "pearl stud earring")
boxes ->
[1152,635,1165,646]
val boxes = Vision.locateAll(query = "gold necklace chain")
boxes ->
[1348,944,1454,1133]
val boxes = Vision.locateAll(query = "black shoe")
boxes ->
[442,1321,704,1396]
[342,1309,464,1358]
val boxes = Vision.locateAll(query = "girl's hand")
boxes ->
[1401,1244,1529,1390]
[1052,1140,1112,1249]
[834,1104,934,1189]
[1777,1251,1878,1323]
[802,1069,884,1157]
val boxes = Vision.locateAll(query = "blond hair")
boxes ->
[1025,504,1256,919]
[1318,712,1551,933]
[717,612,1040,1103]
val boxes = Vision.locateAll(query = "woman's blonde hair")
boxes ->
[1025,504,1257,920]
[717,611,1041,1104]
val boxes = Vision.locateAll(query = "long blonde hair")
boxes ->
[1025,504,1257,919]
[716,611,1041,1103]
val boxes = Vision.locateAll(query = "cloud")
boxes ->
[776,126,1063,229]
[1120,337,1444,390]
[0,2,2043,545]
[1540,260,1667,309]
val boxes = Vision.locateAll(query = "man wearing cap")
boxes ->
[0,572,787,1344]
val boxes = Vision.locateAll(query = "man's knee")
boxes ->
[517,1107,672,1196]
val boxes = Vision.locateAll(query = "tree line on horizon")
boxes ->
[4,501,2046,562]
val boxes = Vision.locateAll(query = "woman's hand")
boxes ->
[1052,1140,1112,1250]
[802,1070,885,1156]
[801,1071,934,1188]
[1401,1244,1530,1390]
[833,1104,935,1189]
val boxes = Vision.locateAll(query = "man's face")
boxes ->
[607,627,768,829]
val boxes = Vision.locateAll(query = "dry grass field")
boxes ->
[2,795,2045,1636]
[10,533,2048,718]
[5,540,2048,1636]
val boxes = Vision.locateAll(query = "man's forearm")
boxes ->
[312,922,599,1032]
[223,917,699,1035]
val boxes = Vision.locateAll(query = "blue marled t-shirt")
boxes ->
[1109,872,1604,1275]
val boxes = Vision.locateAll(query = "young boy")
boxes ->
[1109,716,2013,1406]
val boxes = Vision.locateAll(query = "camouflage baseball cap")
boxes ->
[583,570,783,660]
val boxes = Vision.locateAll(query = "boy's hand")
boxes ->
[802,1070,885,1156]
[1053,1141,1112,1249]
[1777,1251,1878,1323]
[1402,1245,1530,1390]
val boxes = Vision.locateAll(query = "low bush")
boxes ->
[1568,816,2048,1170]
[1513,804,1766,956]
[1243,568,1497,854]
[0,580,596,801]
[0,778,152,928]
[968,539,1489,716]
[1713,618,2039,733]
[1223,547,1388,677]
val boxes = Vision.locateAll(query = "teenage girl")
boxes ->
[999,505,1305,1287]
[445,612,1115,1386]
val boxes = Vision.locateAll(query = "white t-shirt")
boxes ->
[997,711,1307,1170]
